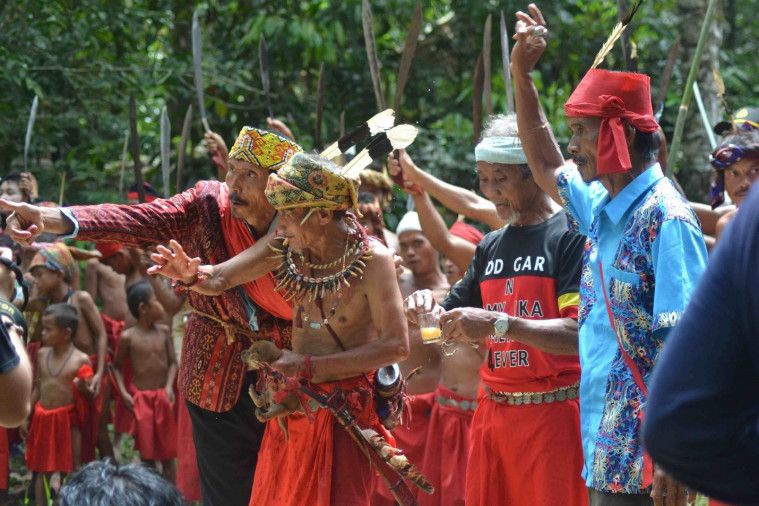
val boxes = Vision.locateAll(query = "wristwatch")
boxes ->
[493,314,510,337]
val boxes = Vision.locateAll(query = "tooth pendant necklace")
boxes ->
[269,221,373,305]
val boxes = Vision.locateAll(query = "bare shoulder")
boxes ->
[156,323,171,338]
[120,327,136,341]
[72,348,91,368]
[36,345,49,361]
[364,240,395,277]
[716,209,737,239]
[72,290,95,307]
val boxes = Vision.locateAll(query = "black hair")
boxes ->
[58,458,185,506]
[631,128,661,163]
[43,303,79,337]
[126,280,154,319]
[1,172,23,185]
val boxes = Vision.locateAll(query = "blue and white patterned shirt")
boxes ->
[556,163,707,493]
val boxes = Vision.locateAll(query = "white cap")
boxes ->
[395,211,422,236]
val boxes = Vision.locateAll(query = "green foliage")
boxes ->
[1,0,756,217]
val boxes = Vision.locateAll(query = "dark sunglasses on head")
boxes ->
[709,143,759,170]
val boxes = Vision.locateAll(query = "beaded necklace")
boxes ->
[269,217,372,304]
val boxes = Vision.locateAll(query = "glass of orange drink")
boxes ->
[418,312,442,344]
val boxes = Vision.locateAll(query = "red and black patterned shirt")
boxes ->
[66,180,292,413]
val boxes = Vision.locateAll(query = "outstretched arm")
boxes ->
[389,150,504,230]
[148,233,281,296]
[511,5,565,204]
[412,191,476,272]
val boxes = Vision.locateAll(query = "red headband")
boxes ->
[565,69,659,175]
[95,241,124,259]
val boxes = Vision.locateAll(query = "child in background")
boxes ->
[113,280,177,483]
[24,303,94,506]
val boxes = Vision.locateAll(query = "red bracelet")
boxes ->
[300,355,313,381]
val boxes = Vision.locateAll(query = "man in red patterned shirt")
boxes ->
[0,127,301,506]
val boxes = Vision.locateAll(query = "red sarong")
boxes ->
[25,402,77,473]
[175,392,202,502]
[371,391,435,505]
[249,376,383,506]
[0,427,8,490]
[133,389,177,461]
[418,385,475,506]
[106,315,135,436]
[466,394,587,506]
[76,355,104,463]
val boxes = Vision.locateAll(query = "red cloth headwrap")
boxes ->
[564,69,659,175]
[95,241,124,259]
[449,221,484,246]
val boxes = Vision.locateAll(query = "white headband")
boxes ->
[474,136,528,165]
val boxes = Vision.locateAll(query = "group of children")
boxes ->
[15,239,179,505]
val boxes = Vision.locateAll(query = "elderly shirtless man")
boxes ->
[150,152,411,506]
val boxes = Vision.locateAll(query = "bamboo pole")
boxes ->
[666,0,719,175]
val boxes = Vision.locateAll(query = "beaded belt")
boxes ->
[435,395,478,412]
[485,382,579,406]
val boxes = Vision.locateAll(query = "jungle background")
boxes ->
[1,0,757,228]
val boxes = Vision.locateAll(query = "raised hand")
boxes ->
[147,239,201,285]
[0,198,43,246]
[387,149,423,194]
[204,131,228,158]
[266,117,295,140]
[511,3,549,75]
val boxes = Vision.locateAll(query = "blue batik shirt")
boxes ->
[556,163,707,493]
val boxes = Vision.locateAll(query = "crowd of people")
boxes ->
[0,3,758,506]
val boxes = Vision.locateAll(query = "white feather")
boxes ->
[367,109,396,135]
[338,124,418,180]
[320,109,395,160]
[387,124,418,150]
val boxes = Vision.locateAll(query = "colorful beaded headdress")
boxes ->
[228,127,302,172]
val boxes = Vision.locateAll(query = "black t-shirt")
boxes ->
[443,210,584,391]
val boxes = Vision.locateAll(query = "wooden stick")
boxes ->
[666,0,719,175]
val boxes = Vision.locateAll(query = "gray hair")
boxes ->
[479,114,530,178]
[481,114,520,140]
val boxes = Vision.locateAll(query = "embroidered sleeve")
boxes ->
[651,218,708,333]
[68,182,213,249]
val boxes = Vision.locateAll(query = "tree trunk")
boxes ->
[676,0,725,201]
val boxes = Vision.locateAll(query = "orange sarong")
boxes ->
[371,391,435,505]
[465,393,587,506]
[249,376,384,506]
[418,385,475,506]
